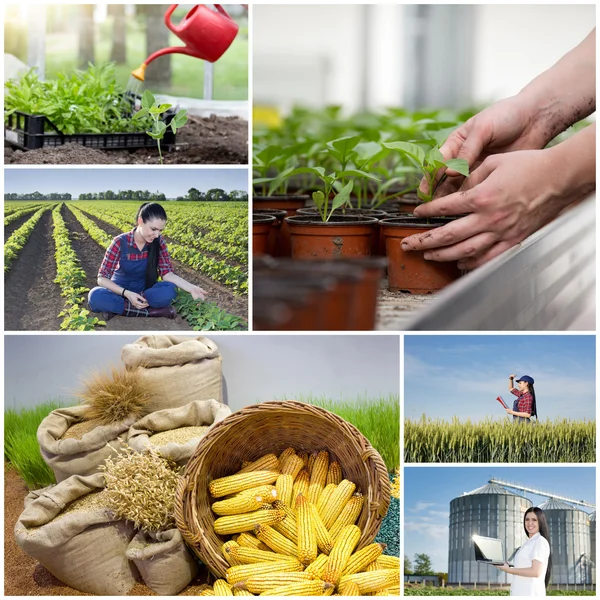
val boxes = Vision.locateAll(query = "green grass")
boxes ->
[291,394,400,471]
[4,400,65,489]
[405,588,595,596]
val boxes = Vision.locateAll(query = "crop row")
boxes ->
[52,205,105,331]
[67,204,113,247]
[404,418,596,463]
[74,205,248,295]
[4,206,54,272]
[76,202,248,265]
[5,205,46,227]
[4,203,45,218]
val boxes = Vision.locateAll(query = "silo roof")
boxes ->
[588,512,595,521]
[465,482,524,497]
[539,498,581,511]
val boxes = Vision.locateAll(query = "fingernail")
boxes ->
[457,262,465,270]
[424,253,431,260]
[401,242,409,250]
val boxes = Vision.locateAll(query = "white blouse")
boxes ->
[510,533,550,596]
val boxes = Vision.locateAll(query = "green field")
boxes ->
[405,587,595,596]
[405,417,596,463]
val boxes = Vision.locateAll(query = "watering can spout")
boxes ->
[131,63,147,82]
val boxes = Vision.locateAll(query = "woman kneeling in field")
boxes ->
[88,202,206,320]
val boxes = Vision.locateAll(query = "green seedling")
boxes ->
[382,140,469,202]
[134,90,188,164]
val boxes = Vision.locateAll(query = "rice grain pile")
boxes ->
[148,426,209,446]
[59,420,102,440]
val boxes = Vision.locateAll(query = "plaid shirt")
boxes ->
[98,229,173,280]
[510,388,533,416]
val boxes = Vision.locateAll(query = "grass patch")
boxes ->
[5,400,65,489]
[291,394,399,471]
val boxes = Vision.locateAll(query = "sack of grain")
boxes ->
[125,528,198,595]
[37,405,133,483]
[121,336,223,412]
[127,400,232,465]
[14,473,138,596]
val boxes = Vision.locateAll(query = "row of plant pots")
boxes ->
[254,257,387,331]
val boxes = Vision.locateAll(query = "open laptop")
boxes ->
[473,534,514,566]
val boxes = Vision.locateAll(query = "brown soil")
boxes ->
[4,116,248,165]
[4,210,63,331]
[5,212,37,242]
[4,465,213,595]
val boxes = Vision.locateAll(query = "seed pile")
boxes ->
[100,446,181,532]
[76,366,150,425]
[148,426,210,447]
[200,448,400,596]
[60,419,102,440]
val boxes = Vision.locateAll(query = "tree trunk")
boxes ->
[109,4,126,64]
[143,4,171,89]
[77,4,95,68]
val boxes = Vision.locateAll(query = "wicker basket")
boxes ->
[175,400,392,579]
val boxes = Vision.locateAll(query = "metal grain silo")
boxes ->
[448,482,532,584]
[538,499,592,584]
[589,512,596,585]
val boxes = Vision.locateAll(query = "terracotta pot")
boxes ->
[252,214,276,256]
[253,195,309,257]
[286,215,378,259]
[253,209,287,257]
[380,217,461,294]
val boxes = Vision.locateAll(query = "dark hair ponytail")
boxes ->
[529,383,538,420]
[135,203,167,289]
[524,507,552,587]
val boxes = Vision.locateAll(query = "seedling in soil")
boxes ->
[133,90,188,164]
[382,140,469,202]
[173,290,245,331]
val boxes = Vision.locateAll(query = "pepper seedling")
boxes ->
[133,90,188,164]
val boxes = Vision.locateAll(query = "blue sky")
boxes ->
[4,168,248,197]
[404,466,596,572]
[404,335,595,422]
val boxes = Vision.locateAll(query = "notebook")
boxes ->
[496,396,509,409]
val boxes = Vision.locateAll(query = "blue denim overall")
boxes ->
[88,233,177,314]
[512,394,531,423]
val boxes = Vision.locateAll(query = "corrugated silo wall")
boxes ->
[448,493,532,584]
[545,508,592,584]
[590,517,596,585]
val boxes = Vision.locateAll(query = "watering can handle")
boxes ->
[164,5,179,33]
[214,5,233,20]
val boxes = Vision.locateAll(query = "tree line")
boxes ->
[5,188,248,202]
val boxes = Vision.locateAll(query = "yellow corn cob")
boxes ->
[376,554,401,570]
[296,493,317,565]
[233,589,254,597]
[213,494,264,516]
[210,471,279,498]
[297,451,309,468]
[281,454,305,479]
[213,579,234,596]
[320,479,356,529]
[275,474,294,507]
[338,569,400,594]
[304,553,329,578]
[259,580,334,596]
[307,451,329,504]
[308,502,334,555]
[222,541,244,567]
[342,543,385,576]
[291,469,310,510]
[271,500,298,542]
[199,589,215,596]
[307,451,317,475]
[235,532,271,552]
[226,560,303,585]
[240,572,316,594]
[213,508,285,535]
[338,580,361,596]
[364,559,382,572]
[316,483,337,517]
[375,585,401,596]
[254,523,297,556]
[236,485,277,502]
[322,525,361,584]
[238,453,280,474]
[228,546,295,565]
[326,461,343,486]
[278,447,296,465]
[329,493,364,541]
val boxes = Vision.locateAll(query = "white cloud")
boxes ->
[408,501,436,512]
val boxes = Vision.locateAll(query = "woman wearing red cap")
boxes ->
[506,374,537,422]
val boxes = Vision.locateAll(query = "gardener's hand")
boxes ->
[405,147,581,269]
[189,285,207,302]
[420,95,546,199]
[125,291,149,309]
[496,562,511,573]
[505,408,514,416]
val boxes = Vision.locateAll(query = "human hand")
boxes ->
[505,408,514,416]
[405,148,572,269]
[495,562,511,573]
[510,374,516,379]
[189,285,207,301]
[125,291,148,309]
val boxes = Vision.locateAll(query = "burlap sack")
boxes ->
[37,405,134,483]
[14,473,138,596]
[125,528,198,595]
[126,400,232,465]
[121,336,223,412]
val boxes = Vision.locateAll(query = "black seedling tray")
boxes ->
[4,93,177,151]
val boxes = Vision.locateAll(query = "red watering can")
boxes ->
[131,4,239,81]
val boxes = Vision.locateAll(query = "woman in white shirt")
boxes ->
[496,507,552,596]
